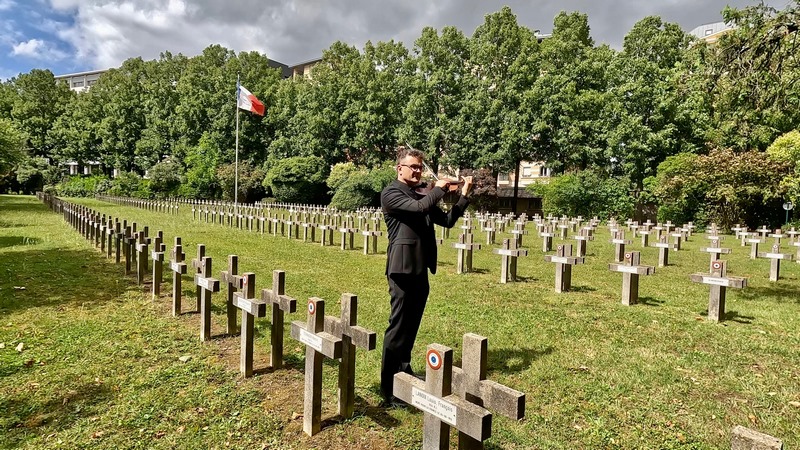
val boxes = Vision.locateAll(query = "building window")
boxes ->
[498,173,509,182]
[705,29,713,36]
[72,80,84,88]
[87,80,97,86]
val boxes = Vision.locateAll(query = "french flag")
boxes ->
[237,83,265,116]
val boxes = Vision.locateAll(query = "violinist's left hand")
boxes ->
[460,176,474,198]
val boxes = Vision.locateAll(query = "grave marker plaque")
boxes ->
[394,344,492,449]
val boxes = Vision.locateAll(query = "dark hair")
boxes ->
[396,145,425,165]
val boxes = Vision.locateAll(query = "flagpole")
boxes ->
[235,73,240,216]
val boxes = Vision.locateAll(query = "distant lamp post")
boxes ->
[783,201,794,225]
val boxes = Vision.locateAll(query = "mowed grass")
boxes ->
[2,194,799,449]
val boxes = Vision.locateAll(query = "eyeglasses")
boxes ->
[400,164,424,172]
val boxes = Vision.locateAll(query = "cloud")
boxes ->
[40,0,777,73]
[11,38,68,60]
[0,0,15,11]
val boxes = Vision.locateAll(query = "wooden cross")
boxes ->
[260,270,297,369]
[539,226,554,253]
[689,260,747,321]
[393,344,492,449]
[684,222,695,237]
[757,244,795,282]
[544,243,584,293]
[106,219,114,259]
[318,223,334,246]
[170,237,187,316]
[572,227,594,258]
[557,223,569,240]
[452,333,525,450]
[285,218,299,239]
[290,298,343,436]
[361,225,382,255]
[650,235,676,267]
[786,227,799,245]
[302,221,316,242]
[135,229,151,285]
[191,244,206,311]
[670,229,685,251]
[483,223,496,245]
[151,231,165,298]
[699,238,731,272]
[323,294,377,418]
[122,225,134,274]
[608,251,655,305]
[509,222,528,248]
[338,221,357,250]
[756,225,771,239]
[609,230,632,263]
[453,233,482,274]
[769,229,785,247]
[193,256,220,341]
[232,272,267,377]
[219,255,241,335]
[492,238,528,283]
[747,235,763,260]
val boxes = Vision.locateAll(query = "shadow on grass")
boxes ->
[0,248,130,315]
[450,345,555,376]
[0,236,40,248]
[569,285,597,293]
[638,296,665,306]
[0,382,113,446]
[698,309,755,324]
[738,284,800,304]
[0,221,28,229]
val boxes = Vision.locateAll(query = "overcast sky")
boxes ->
[0,0,788,80]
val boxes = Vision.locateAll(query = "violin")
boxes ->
[413,178,466,196]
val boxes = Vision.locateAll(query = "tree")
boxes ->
[10,69,74,157]
[0,117,25,175]
[608,16,693,189]
[400,25,471,169]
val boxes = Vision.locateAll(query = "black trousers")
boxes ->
[380,272,430,400]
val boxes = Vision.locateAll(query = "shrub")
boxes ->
[263,156,329,204]
[56,175,111,198]
[529,169,635,220]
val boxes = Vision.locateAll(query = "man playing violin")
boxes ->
[379,145,473,405]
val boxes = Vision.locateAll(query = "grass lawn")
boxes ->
[1,194,799,449]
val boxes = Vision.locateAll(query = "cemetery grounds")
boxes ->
[0,194,799,449]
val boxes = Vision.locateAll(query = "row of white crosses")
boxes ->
[189,202,387,256]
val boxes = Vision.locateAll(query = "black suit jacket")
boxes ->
[381,180,470,275]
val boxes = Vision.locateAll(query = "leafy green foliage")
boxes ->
[328,161,395,210]
[530,169,635,219]
[215,161,266,203]
[146,159,183,198]
[179,134,221,199]
[651,150,791,228]
[0,117,25,174]
[263,156,329,204]
[55,175,111,197]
